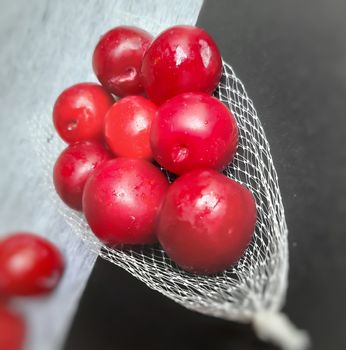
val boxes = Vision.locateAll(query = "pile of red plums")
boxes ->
[0,232,64,350]
[53,25,257,276]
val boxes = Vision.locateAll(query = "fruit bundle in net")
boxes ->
[31,20,309,350]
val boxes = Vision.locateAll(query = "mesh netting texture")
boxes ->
[31,61,309,350]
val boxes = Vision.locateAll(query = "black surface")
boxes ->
[65,1,346,349]
[65,259,276,350]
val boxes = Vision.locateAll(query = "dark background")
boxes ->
[65,1,346,349]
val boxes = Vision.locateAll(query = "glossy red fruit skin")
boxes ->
[141,25,222,104]
[83,158,169,245]
[53,141,111,211]
[157,169,257,275]
[104,96,157,160]
[0,233,64,296]
[150,92,238,175]
[53,83,114,143]
[0,304,25,350]
[93,26,153,97]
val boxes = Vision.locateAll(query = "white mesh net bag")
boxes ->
[30,26,310,350]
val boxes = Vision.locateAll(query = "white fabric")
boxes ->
[0,1,202,349]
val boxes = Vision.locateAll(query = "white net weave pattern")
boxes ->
[31,61,309,350]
